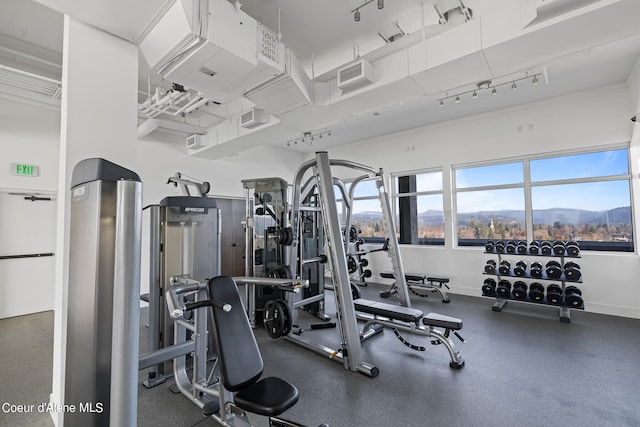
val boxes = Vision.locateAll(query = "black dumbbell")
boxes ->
[566,241,580,257]
[546,260,563,279]
[485,241,495,253]
[512,281,528,301]
[495,240,506,253]
[484,260,497,274]
[529,282,545,303]
[506,241,517,254]
[498,260,511,275]
[546,284,563,305]
[541,241,553,256]
[482,278,497,297]
[496,279,511,298]
[529,241,540,255]
[513,260,527,277]
[564,285,583,308]
[552,240,566,256]
[517,240,528,254]
[564,261,581,281]
[530,261,543,278]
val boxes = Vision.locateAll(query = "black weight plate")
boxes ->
[264,300,285,339]
[276,299,292,336]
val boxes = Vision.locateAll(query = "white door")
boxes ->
[0,191,57,319]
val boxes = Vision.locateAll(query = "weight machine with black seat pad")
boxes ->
[353,298,465,369]
[164,275,320,427]
[379,271,451,303]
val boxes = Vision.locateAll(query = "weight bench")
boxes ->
[206,276,302,424]
[379,271,451,303]
[354,298,465,369]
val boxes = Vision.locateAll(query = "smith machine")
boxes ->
[244,152,465,378]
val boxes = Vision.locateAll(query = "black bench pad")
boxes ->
[354,298,424,323]
[422,312,462,330]
[427,277,449,284]
[380,271,426,282]
[234,376,299,417]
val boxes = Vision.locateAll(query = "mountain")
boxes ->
[351,206,632,226]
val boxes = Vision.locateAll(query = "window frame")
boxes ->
[391,168,445,246]
[452,144,633,252]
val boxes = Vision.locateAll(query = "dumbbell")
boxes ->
[545,260,563,279]
[564,261,581,281]
[498,260,511,275]
[512,281,528,301]
[482,278,497,297]
[495,240,506,253]
[484,260,497,274]
[540,241,553,256]
[552,240,566,256]
[546,284,564,305]
[564,285,583,308]
[529,282,545,303]
[517,240,528,255]
[529,241,540,255]
[566,241,580,257]
[506,241,517,254]
[485,241,495,253]
[513,260,527,277]
[530,261,543,278]
[496,279,511,299]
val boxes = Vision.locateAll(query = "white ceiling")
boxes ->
[2,0,640,154]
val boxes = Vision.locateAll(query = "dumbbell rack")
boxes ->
[483,246,583,323]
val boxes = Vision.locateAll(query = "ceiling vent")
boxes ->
[337,59,374,93]
[186,134,209,150]
[240,108,269,128]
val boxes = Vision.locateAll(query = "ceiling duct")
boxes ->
[337,59,375,93]
[240,108,269,128]
[0,64,61,99]
[139,0,285,104]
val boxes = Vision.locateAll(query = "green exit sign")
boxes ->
[11,163,39,177]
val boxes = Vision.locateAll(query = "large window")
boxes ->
[346,179,386,240]
[454,147,633,251]
[393,170,444,245]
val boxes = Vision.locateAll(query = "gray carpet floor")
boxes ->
[2,282,640,427]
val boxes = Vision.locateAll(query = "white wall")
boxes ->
[320,83,640,319]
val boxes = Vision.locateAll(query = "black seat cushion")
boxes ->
[427,277,449,283]
[234,376,299,417]
[422,312,462,330]
[354,298,423,323]
[380,271,427,282]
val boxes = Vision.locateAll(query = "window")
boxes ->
[454,147,633,251]
[346,179,386,241]
[455,162,525,244]
[393,170,444,245]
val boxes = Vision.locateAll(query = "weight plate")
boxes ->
[264,300,285,339]
[276,299,292,337]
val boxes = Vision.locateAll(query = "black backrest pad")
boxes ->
[208,276,264,391]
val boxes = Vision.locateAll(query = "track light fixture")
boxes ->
[352,0,383,22]
[436,72,543,107]
[285,129,332,147]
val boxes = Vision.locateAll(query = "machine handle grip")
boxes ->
[184,299,232,312]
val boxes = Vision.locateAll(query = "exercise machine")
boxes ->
[161,274,307,427]
[64,158,142,426]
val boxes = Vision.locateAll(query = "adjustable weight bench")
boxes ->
[379,271,451,303]
[354,298,465,369]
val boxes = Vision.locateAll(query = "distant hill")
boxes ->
[351,206,631,226]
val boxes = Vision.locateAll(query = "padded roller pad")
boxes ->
[422,312,462,330]
[427,277,449,284]
[354,298,424,323]
[380,271,427,282]
[234,376,299,417]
